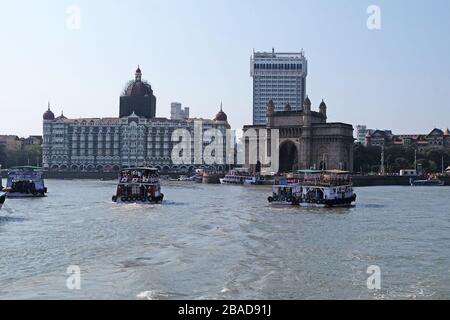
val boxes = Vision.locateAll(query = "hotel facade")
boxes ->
[42,67,230,172]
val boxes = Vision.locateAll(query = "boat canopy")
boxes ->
[121,167,159,173]
[296,169,322,174]
[10,166,43,171]
[323,170,351,175]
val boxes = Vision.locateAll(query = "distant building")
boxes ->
[42,67,231,172]
[356,125,367,144]
[243,97,354,172]
[22,135,43,147]
[0,135,22,152]
[170,102,190,120]
[365,128,450,150]
[251,48,308,125]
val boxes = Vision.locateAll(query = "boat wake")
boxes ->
[0,215,26,225]
[136,290,186,300]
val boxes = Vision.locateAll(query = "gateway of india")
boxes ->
[243,97,354,172]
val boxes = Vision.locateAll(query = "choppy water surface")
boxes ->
[0,179,449,300]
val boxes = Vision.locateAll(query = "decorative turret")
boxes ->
[56,110,67,120]
[284,103,292,112]
[214,102,228,122]
[303,96,311,113]
[135,65,142,81]
[303,96,312,127]
[43,102,55,120]
[319,99,327,119]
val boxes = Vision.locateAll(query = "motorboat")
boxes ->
[3,166,47,198]
[112,167,164,204]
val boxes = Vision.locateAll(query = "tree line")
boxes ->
[353,144,450,174]
[0,144,42,169]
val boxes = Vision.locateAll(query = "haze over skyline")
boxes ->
[1,0,449,137]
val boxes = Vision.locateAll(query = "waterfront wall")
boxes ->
[353,175,450,187]
[2,171,449,186]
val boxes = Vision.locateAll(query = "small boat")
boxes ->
[268,170,357,208]
[220,168,258,185]
[112,167,164,204]
[202,171,225,184]
[194,169,204,183]
[169,175,195,182]
[410,178,445,186]
[0,191,6,210]
[244,174,275,186]
[4,166,47,198]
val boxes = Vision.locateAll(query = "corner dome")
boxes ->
[214,103,228,121]
[56,111,67,120]
[43,103,55,120]
[284,103,292,112]
[319,99,327,108]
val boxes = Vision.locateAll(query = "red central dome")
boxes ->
[123,66,154,97]
[125,81,153,96]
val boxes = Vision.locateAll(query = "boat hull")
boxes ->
[220,179,244,185]
[0,192,6,209]
[112,195,164,204]
[411,180,445,186]
[6,192,46,198]
[269,201,297,206]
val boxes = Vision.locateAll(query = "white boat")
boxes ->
[410,178,445,186]
[220,168,257,185]
[268,170,357,208]
[4,166,47,198]
[112,167,164,204]
[0,191,6,210]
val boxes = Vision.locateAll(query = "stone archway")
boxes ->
[279,140,298,173]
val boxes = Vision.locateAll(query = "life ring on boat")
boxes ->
[268,196,274,203]
[287,196,294,203]
[125,196,131,202]
[112,195,117,202]
[147,196,153,202]
[121,196,126,202]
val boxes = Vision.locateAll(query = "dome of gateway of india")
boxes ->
[122,66,154,97]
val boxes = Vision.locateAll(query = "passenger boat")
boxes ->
[3,166,47,198]
[220,168,258,185]
[112,167,164,204]
[268,170,357,208]
[410,178,445,186]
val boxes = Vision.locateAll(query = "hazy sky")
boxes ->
[1,0,449,137]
